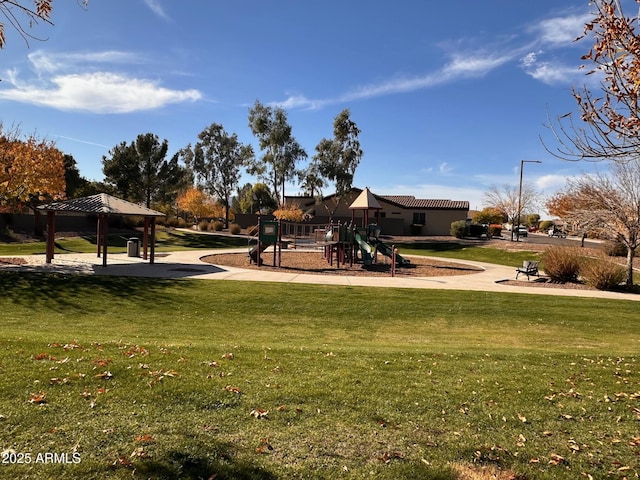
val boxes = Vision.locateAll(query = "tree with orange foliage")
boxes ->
[176,188,218,225]
[272,204,304,223]
[0,125,65,206]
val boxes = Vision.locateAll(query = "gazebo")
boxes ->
[38,193,166,267]
[348,187,382,227]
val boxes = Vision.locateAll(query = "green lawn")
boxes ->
[1,271,638,479]
[0,229,248,256]
[397,241,541,267]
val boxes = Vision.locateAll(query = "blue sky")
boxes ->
[0,0,608,211]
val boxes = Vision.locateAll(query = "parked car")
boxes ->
[516,226,528,237]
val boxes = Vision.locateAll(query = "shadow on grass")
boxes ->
[0,271,186,313]
[398,242,469,252]
[134,444,275,480]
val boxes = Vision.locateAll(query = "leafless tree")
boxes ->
[563,160,640,285]
[543,0,640,162]
[482,183,539,241]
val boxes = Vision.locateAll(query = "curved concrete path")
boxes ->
[2,248,639,301]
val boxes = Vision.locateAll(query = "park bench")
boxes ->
[515,260,539,280]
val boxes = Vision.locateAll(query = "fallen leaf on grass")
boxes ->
[135,434,156,443]
[92,358,113,368]
[63,342,82,351]
[34,353,55,361]
[95,371,113,380]
[250,409,268,419]
[113,456,133,467]
[549,453,567,465]
[130,447,148,458]
[28,392,47,404]
[49,377,70,385]
[256,438,274,454]
[379,451,404,463]
[224,385,242,394]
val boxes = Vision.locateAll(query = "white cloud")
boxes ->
[535,173,570,191]
[275,50,515,110]
[522,60,583,85]
[143,0,169,20]
[0,72,201,113]
[439,162,454,175]
[0,50,201,113]
[533,12,591,47]
[274,9,592,110]
[28,50,141,73]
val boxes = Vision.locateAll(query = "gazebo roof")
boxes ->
[39,193,165,217]
[348,187,382,210]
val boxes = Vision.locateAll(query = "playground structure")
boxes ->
[249,218,282,267]
[317,222,411,269]
[249,188,412,274]
[249,217,410,273]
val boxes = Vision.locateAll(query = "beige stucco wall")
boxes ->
[306,194,468,236]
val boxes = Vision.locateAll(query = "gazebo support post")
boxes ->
[45,211,56,263]
[96,215,102,257]
[101,213,108,267]
[143,217,150,260]
[150,217,156,264]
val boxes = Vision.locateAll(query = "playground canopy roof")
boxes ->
[348,187,382,210]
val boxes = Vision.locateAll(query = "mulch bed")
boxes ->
[0,257,27,265]
[499,278,593,290]
[201,251,484,277]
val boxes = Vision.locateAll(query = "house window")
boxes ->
[379,212,386,218]
[413,212,426,225]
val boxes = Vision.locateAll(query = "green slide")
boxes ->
[371,239,411,266]
[352,231,374,266]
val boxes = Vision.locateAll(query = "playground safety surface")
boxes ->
[201,251,483,277]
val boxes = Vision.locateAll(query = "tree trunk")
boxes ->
[626,246,635,286]
[224,195,230,229]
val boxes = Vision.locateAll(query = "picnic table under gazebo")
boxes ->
[38,193,165,267]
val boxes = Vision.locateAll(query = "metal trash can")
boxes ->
[127,237,140,257]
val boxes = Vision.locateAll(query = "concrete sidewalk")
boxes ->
[2,249,639,301]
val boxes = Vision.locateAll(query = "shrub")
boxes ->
[450,220,468,238]
[229,223,242,235]
[603,239,627,257]
[489,224,502,237]
[580,255,626,290]
[197,220,209,231]
[210,221,224,232]
[541,246,581,282]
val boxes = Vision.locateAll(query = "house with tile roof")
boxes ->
[283,187,469,236]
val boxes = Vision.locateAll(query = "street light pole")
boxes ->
[516,160,542,242]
